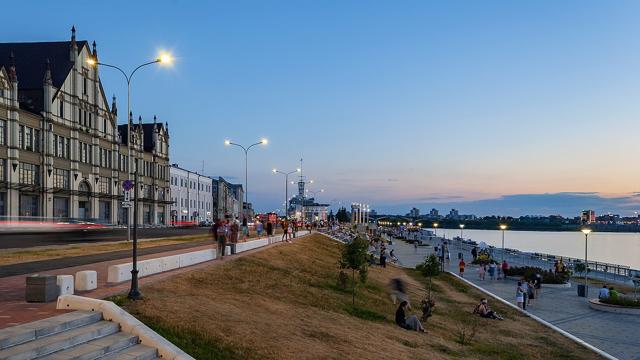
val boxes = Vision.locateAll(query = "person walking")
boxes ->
[282,220,289,242]
[458,258,466,277]
[267,220,273,236]
[230,220,239,244]
[241,217,249,240]
[256,220,264,237]
[501,260,509,280]
[478,264,486,280]
[488,262,497,280]
[215,220,228,259]
[471,246,478,261]
[516,281,525,309]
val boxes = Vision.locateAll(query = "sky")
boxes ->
[3,0,640,217]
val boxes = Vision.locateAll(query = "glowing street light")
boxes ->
[433,222,439,237]
[225,139,268,216]
[88,50,174,300]
[273,167,300,219]
[499,224,507,263]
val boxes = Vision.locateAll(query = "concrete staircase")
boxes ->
[0,311,159,360]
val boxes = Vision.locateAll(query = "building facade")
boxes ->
[169,165,213,224]
[0,28,170,225]
[211,177,244,221]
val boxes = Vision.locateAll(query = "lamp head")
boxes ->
[86,58,96,66]
[460,224,465,229]
[158,52,173,64]
[260,138,268,145]
[581,228,592,235]
[272,168,277,173]
[418,223,422,226]
[433,222,439,227]
[224,140,231,146]
[499,224,507,230]
[296,168,301,172]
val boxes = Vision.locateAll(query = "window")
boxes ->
[33,130,40,152]
[88,113,92,129]
[19,163,40,185]
[0,159,5,181]
[83,77,87,94]
[79,142,92,163]
[0,120,5,146]
[54,135,69,159]
[18,125,23,149]
[59,99,64,118]
[52,168,70,189]
[98,177,111,194]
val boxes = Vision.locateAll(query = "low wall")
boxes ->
[589,299,640,315]
[57,295,194,360]
[107,249,216,283]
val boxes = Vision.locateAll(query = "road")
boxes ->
[0,227,211,249]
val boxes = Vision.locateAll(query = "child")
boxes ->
[459,258,466,277]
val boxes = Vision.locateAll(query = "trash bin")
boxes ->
[577,284,586,297]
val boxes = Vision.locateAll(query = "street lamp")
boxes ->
[272,167,300,219]
[225,139,267,217]
[499,224,507,263]
[433,222,439,237]
[88,51,173,301]
[581,227,592,297]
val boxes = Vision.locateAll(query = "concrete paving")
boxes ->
[387,234,640,360]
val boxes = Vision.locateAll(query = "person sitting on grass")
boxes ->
[473,298,503,320]
[395,301,425,332]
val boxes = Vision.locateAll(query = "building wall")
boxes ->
[169,165,213,224]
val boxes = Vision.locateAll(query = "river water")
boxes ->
[431,228,640,269]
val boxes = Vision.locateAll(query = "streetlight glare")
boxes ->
[272,168,277,173]
[500,224,507,230]
[224,140,231,145]
[296,168,301,172]
[581,228,592,235]
[261,138,268,145]
[86,58,96,66]
[158,53,173,64]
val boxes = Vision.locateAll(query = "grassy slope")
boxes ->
[119,234,601,360]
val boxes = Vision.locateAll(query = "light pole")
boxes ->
[581,228,592,297]
[225,139,267,218]
[433,222,439,238]
[88,52,173,300]
[500,224,507,263]
[272,168,300,219]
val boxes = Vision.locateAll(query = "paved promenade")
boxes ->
[387,235,640,360]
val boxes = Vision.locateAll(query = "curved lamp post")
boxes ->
[581,227,592,298]
[272,167,300,219]
[88,52,173,301]
[225,139,267,218]
[499,224,507,263]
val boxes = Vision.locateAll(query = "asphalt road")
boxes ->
[0,227,211,249]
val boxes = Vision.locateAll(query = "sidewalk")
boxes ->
[388,235,640,360]
[0,233,303,330]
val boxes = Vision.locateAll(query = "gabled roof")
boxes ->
[118,122,165,152]
[0,40,88,113]
[0,41,87,90]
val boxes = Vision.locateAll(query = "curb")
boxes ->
[447,271,618,360]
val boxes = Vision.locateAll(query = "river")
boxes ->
[431,228,640,269]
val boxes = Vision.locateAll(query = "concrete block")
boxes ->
[75,271,97,291]
[160,255,181,272]
[107,263,132,283]
[56,275,74,296]
[25,275,59,302]
[224,245,231,256]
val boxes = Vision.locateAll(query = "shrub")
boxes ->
[504,266,570,284]
[600,296,640,308]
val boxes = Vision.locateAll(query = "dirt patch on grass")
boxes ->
[120,234,602,360]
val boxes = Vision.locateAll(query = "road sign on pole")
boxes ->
[123,180,134,191]
[124,190,131,202]
[122,201,133,208]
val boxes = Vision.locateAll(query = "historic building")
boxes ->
[0,27,170,224]
[211,177,243,221]
[169,164,213,224]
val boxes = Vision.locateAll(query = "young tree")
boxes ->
[336,207,350,223]
[340,236,369,305]
[416,254,441,297]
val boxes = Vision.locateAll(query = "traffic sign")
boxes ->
[124,190,130,202]
[123,180,134,191]
[122,201,133,208]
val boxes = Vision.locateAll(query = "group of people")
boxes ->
[598,284,620,300]
[211,217,279,258]
[515,275,541,310]
[391,278,432,333]
[367,238,399,268]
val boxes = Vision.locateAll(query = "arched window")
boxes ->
[78,181,90,193]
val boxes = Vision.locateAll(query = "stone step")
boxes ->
[38,332,139,360]
[0,311,102,350]
[97,344,158,360]
[0,321,119,360]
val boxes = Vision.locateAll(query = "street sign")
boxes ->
[124,190,130,202]
[123,180,134,191]
[122,201,133,208]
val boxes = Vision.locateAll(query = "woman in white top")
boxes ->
[516,281,525,309]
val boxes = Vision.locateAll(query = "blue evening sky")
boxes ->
[3,0,640,216]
